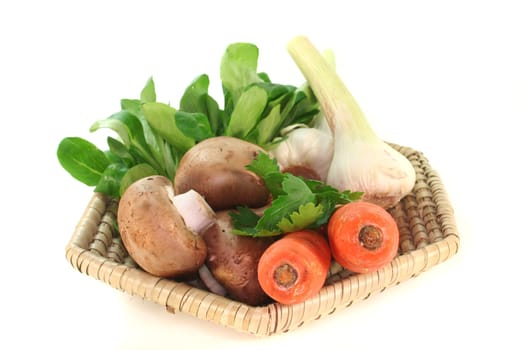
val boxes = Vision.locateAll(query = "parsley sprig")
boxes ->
[230,153,362,237]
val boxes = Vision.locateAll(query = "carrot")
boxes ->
[327,201,399,274]
[257,230,331,305]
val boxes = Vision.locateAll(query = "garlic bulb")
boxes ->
[270,117,333,181]
[287,36,416,208]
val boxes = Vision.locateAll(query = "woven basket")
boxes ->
[65,144,460,336]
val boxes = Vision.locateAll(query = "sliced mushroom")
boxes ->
[174,136,270,210]
[117,175,214,278]
[202,210,275,306]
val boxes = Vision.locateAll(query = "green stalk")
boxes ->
[287,36,377,142]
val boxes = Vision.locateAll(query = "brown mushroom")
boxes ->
[202,210,275,306]
[117,175,215,278]
[173,136,270,211]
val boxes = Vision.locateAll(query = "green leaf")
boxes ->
[120,98,141,115]
[57,137,110,186]
[245,151,280,174]
[94,162,129,198]
[244,152,284,196]
[255,82,295,101]
[232,227,281,237]
[254,104,282,145]
[175,111,214,141]
[90,110,142,147]
[225,85,267,138]
[135,112,164,174]
[254,174,315,231]
[141,102,195,152]
[180,74,211,114]
[206,96,224,135]
[220,43,262,104]
[179,73,223,134]
[90,110,162,172]
[120,83,168,177]
[306,179,363,226]
[159,139,178,180]
[119,163,158,196]
[257,72,271,83]
[231,153,362,237]
[277,202,324,232]
[140,77,156,103]
[107,136,134,166]
[229,206,260,230]
[222,89,234,122]
[282,87,319,127]
[217,42,319,147]
[104,150,123,165]
[316,194,362,225]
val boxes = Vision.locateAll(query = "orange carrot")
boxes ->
[327,201,399,274]
[257,230,331,305]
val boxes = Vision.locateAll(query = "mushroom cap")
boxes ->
[203,210,275,306]
[117,175,207,278]
[174,136,270,210]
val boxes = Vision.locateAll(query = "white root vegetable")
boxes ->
[269,118,333,181]
[287,36,416,208]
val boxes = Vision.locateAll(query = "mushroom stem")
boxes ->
[170,188,216,235]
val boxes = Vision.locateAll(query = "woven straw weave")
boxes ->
[65,144,460,336]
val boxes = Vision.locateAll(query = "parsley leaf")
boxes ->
[229,206,260,228]
[231,153,363,237]
[254,174,315,231]
[277,202,324,232]
[245,151,284,196]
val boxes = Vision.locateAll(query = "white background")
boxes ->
[1,0,524,349]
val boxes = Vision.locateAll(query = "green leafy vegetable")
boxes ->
[252,105,282,150]
[90,110,163,172]
[106,136,135,167]
[141,102,195,152]
[277,202,324,232]
[220,43,320,147]
[230,153,362,237]
[220,43,262,105]
[57,41,320,199]
[229,206,260,228]
[175,111,214,141]
[244,150,285,195]
[225,85,267,138]
[254,175,316,230]
[140,77,156,103]
[57,79,172,199]
[57,137,110,186]
[179,74,223,135]
[94,162,128,198]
